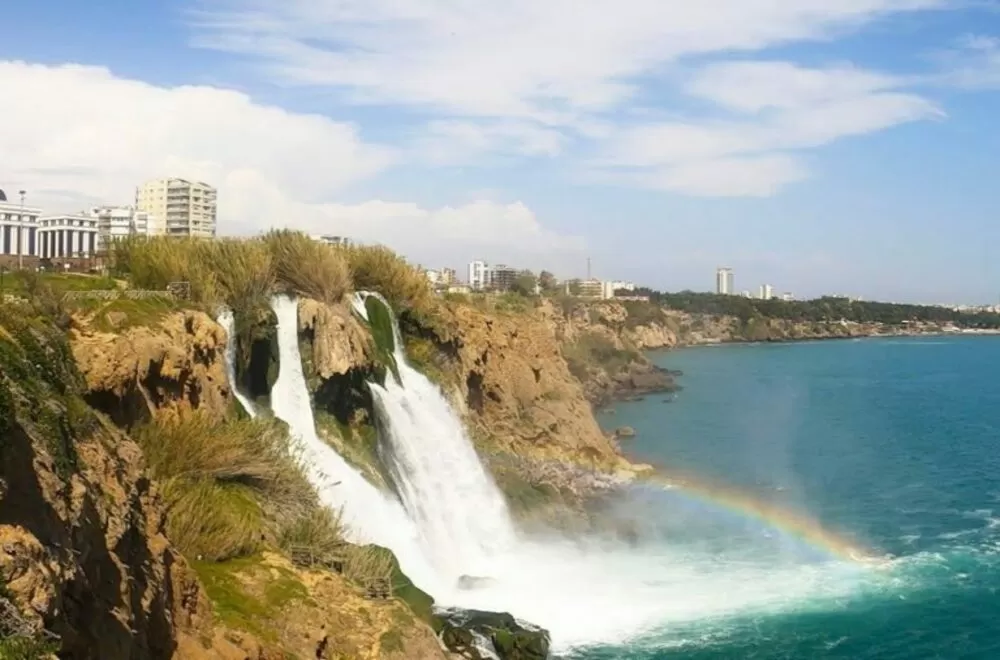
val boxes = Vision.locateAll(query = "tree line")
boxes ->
[632,289,1000,329]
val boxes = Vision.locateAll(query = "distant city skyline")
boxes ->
[2,1,1000,304]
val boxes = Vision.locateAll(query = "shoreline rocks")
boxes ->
[437,608,550,660]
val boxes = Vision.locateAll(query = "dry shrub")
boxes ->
[278,507,347,558]
[342,544,394,583]
[111,236,220,303]
[264,230,351,304]
[201,238,276,313]
[133,414,328,561]
[160,479,264,561]
[345,244,432,312]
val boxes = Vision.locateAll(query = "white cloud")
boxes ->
[188,0,956,197]
[191,0,947,121]
[0,60,394,207]
[932,34,1000,89]
[638,155,810,198]
[229,171,586,269]
[418,120,566,165]
[683,61,907,112]
[0,60,583,266]
[596,62,942,195]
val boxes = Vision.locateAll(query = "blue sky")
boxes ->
[1,0,999,303]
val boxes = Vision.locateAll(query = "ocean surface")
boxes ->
[574,336,1000,660]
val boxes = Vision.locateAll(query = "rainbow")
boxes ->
[632,468,877,562]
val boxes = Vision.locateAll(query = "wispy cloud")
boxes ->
[592,62,942,195]
[190,0,948,120]
[186,0,957,197]
[931,34,1000,88]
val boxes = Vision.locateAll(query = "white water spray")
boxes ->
[217,309,257,419]
[356,292,517,581]
[268,295,440,590]
[349,293,872,652]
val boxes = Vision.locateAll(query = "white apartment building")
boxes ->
[136,178,216,238]
[468,260,490,290]
[90,206,152,252]
[716,267,734,295]
[313,235,352,247]
[0,189,42,266]
[759,284,775,300]
[608,280,636,293]
[37,214,99,260]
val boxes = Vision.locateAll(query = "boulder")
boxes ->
[615,426,636,438]
[437,608,550,660]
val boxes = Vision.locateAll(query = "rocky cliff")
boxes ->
[0,308,227,659]
[58,297,558,658]
[566,299,955,348]
[70,310,231,427]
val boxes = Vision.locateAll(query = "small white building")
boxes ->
[38,213,99,260]
[313,235,352,247]
[0,189,42,264]
[90,206,152,252]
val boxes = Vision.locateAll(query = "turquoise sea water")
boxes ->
[573,337,1000,659]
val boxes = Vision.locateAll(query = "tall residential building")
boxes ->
[468,260,490,290]
[716,267,734,295]
[0,189,42,267]
[759,284,774,300]
[136,178,217,238]
[491,264,518,291]
[90,206,151,253]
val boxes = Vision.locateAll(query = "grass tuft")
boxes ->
[133,414,334,561]
[345,244,433,312]
[263,230,351,304]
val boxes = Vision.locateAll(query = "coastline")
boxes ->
[662,326,1000,351]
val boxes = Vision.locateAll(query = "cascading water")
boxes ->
[355,292,517,581]
[217,309,257,419]
[348,293,875,653]
[268,294,439,590]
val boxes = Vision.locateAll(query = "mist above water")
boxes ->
[252,294,873,653]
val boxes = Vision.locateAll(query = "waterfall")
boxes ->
[355,293,517,581]
[217,309,257,418]
[268,295,438,590]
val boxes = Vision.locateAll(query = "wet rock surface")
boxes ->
[437,607,551,660]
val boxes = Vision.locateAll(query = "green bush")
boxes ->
[133,414,332,561]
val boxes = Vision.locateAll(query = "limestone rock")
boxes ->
[432,302,623,470]
[71,310,230,425]
[298,298,372,379]
[1,311,218,658]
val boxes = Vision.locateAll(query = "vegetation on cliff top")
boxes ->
[110,231,433,314]
[0,304,97,479]
[132,413,330,562]
[638,289,1000,328]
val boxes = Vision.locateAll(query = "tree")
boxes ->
[511,270,538,296]
[538,270,558,292]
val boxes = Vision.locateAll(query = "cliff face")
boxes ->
[0,310,223,659]
[71,310,231,427]
[422,302,621,467]
[543,301,679,408]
